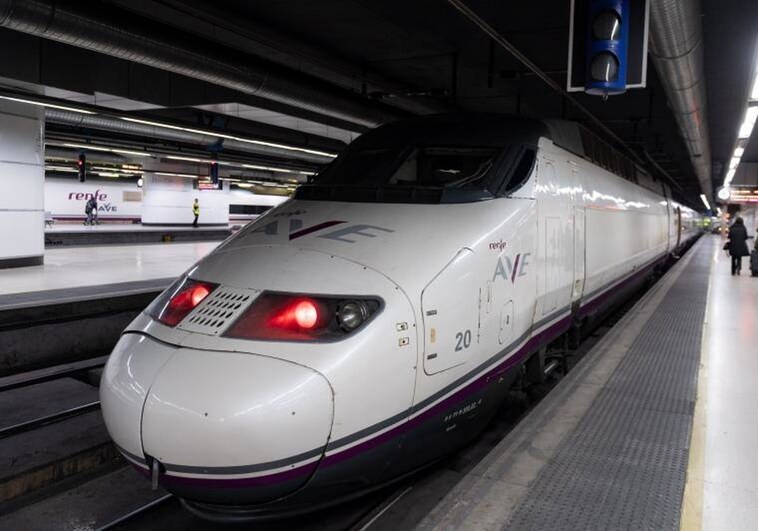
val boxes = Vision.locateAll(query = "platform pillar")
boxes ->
[0,99,45,269]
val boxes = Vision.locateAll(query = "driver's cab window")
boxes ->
[499,147,536,196]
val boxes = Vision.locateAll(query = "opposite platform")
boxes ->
[0,241,220,310]
[44,224,235,247]
[419,236,720,530]
[0,241,221,373]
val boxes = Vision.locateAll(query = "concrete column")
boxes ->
[0,99,45,268]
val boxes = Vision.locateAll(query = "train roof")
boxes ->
[355,113,549,149]
[366,113,656,191]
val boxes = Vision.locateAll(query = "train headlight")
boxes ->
[224,293,381,341]
[337,301,370,332]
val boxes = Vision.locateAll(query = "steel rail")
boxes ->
[95,494,175,531]
[0,356,108,393]
[0,401,102,439]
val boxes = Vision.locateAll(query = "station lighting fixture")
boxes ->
[717,187,731,201]
[60,142,154,158]
[120,117,337,158]
[737,105,758,139]
[717,207,723,216]
[44,165,78,173]
[91,166,144,175]
[0,89,338,159]
[154,171,200,179]
[164,155,315,175]
[724,58,758,188]
[700,193,711,210]
[0,94,96,114]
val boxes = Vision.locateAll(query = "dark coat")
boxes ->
[728,224,750,257]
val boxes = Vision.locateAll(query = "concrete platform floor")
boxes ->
[0,242,219,297]
[697,236,758,529]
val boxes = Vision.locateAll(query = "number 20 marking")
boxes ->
[455,330,472,351]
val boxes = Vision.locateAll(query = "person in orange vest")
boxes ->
[192,198,200,227]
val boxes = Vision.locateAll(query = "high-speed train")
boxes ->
[100,114,702,520]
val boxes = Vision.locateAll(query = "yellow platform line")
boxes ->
[680,250,715,530]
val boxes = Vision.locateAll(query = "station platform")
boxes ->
[419,235,758,530]
[0,242,219,373]
[0,241,220,309]
[44,224,236,247]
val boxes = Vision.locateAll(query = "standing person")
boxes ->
[727,217,750,275]
[84,196,97,226]
[192,198,200,227]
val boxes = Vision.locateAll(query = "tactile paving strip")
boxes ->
[505,245,712,530]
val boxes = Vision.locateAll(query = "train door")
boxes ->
[676,206,682,249]
[537,158,573,317]
[422,249,479,375]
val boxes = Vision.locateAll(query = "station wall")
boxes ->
[44,176,288,225]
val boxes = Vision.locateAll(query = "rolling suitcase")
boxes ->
[751,250,758,277]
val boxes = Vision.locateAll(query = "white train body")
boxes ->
[100,114,702,518]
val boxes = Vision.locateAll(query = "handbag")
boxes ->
[723,240,730,251]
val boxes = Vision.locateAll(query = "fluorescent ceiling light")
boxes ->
[165,155,313,175]
[724,168,736,186]
[45,165,78,173]
[734,146,745,158]
[242,163,295,173]
[700,193,711,210]
[97,172,121,178]
[61,142,153,158]
[91,166,143,174]
[165,155,212,164]
[154,171,199,179]
[0,95,96,114]
[738,106,758,139]
[121,116,337,158]
[729,156,741,170]
[752,74,758,100]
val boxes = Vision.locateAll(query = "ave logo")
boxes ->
[493,252,531,283]
[251,218,393,243]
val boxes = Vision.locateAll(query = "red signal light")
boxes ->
[150,279,216,327]
[190,284,211,306]
[270,298,319,330]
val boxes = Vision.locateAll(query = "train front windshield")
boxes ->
[316,146,500,191]
[296,115,541,204]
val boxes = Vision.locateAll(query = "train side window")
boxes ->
[500,148,536,195]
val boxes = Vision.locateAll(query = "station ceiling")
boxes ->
[1,0,757,207]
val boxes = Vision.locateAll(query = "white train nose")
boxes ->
[103,334,334,505]
[143,347,333,504]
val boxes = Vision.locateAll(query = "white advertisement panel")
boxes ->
[45,177,143,221]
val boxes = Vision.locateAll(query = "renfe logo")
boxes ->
[66,190,118,212]
[68,189,108,201]
[493,252,531,283]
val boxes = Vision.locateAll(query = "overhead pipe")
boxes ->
[44,109,334,165]
[0,0,403,130]
[649,0,713,202]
